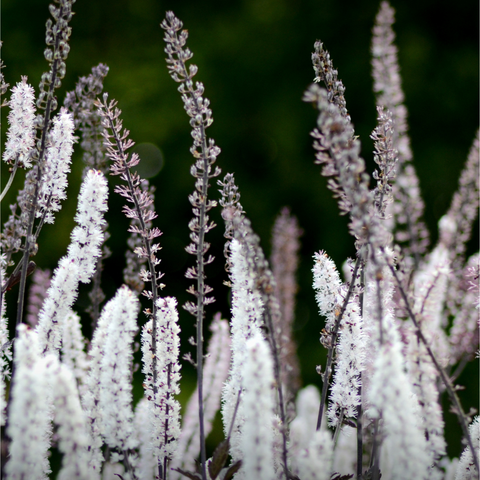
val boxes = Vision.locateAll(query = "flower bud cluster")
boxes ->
[97,94,164,300]
[371,2,429,269]
[370,106,398,218]
[218,173,244,278]
[161,11,221,316]
[37,0,75,114]
[64,63,109,174]
[312,41,350,123]
[304,84,388,253]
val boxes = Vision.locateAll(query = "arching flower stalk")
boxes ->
[35,169,108,356]
[96,94,164,446]
[161,12,221,479]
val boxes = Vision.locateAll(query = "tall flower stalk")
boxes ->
[161,12,221,479]
[13,0,76,328]
[96,93,164,379]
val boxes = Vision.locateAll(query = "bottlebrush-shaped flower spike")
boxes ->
[221,238,263,462]
[240,332,277,480]
[36,107,75,224]
[295,429,333,480]
[6,324,52,480]
[312,251,343,333]
[67,169,108,283]
[134,398,157,480]
[304,84,388,252]
[141,296,181,476]
[44,354,91,480]
[82,289,127,474]
[3,77,36,169]
[368,339,431,480]
[36,170,108,355]
[327,290,365,428]
[313,251,365,428]
[100,286,140,457]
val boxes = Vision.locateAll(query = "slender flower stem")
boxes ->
[161,13,221,479]
[0,160,19,203]
[316,256,361,431]
[194,127,209,480]
[356,381,363,479]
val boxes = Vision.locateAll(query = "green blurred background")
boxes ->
[2,0,479,460]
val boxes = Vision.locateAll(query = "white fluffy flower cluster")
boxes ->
[6,325,51,480]
[222,238,263,461]
[312,251,343,332]
[141,296,182,465]
[37,107,75,224]
[456,416,480,480]
[368,340,431,480]
[67,169,109,283]
[36,170,108,355]
[313,251,365,427]
[240,332,277,480]
[327,293,365,427]
[100,286,140,454]
[3,77,36,168]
